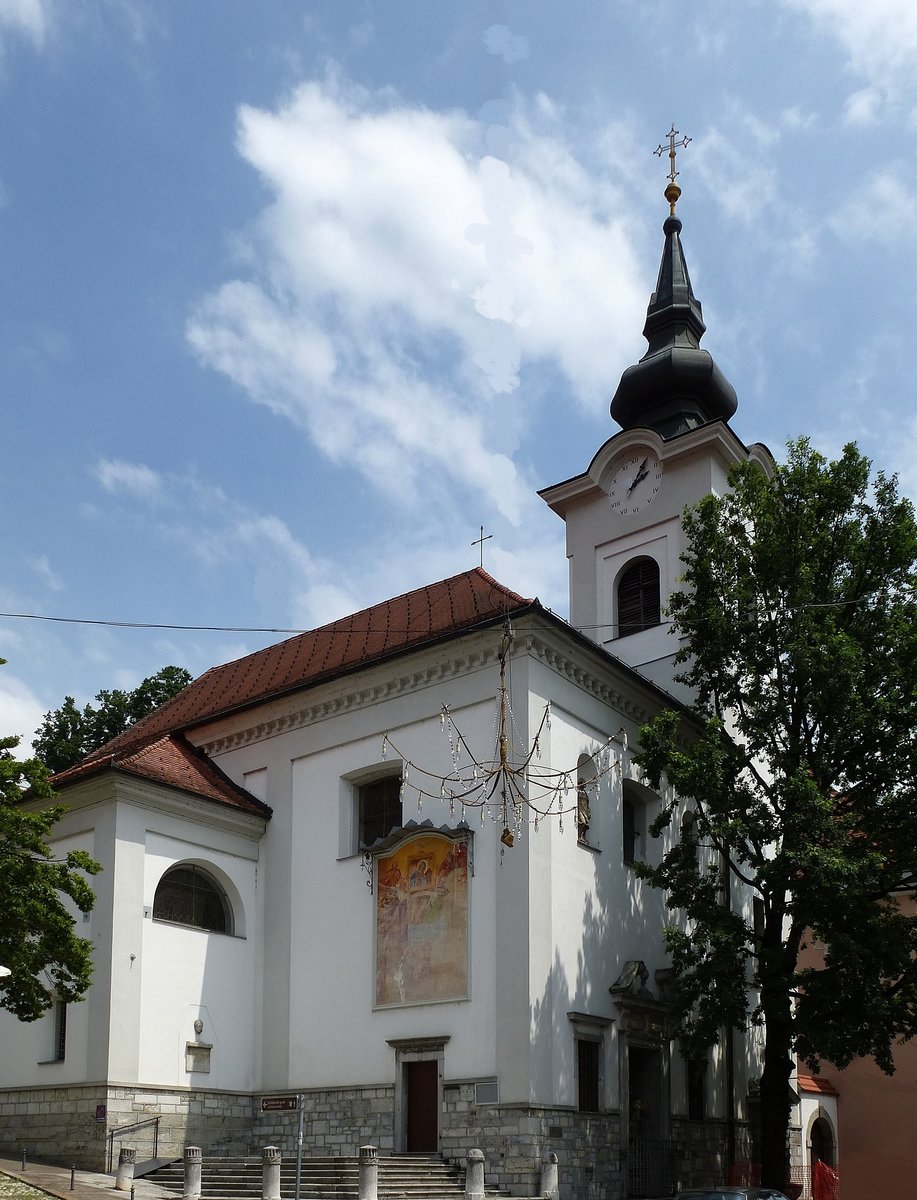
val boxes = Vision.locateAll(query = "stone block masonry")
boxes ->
[442,1084,625,1199]
[253,1086,396,1156]
[0,1079,748,1197]
[0,1084,255,1171]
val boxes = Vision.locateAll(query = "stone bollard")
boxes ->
[115,1148,137,1192]
[465,1149,485,1200]
[540,1151,559,1200]
[358,1145,378,1200]
[183,1146,203,1200]
[262,1146,281,1200]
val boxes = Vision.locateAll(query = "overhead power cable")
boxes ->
[0,585,912,638]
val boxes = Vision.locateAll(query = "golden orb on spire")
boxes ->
[654,124,691,214]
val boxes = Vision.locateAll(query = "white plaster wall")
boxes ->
[552,425,747,677]
[521,656,679,1112]
[139,826,261,1089]
[206,645,509,1095]
[0,824,100,1086]
[286,704,501,1089]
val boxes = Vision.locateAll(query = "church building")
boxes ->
[0,181,806,1199]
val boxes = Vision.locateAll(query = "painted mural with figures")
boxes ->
[374,833,469,1006]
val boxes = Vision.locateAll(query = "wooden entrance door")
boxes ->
[405,1059,438,1152]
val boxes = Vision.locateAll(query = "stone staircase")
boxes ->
[144,1154,473,1200]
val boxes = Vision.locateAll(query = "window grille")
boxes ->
[153,865,231,933]
[577,1039,600,1112]
[623,797,638,864]
[359,776,403,847]
[53,1001,67,1062]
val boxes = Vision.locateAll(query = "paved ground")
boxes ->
[0,1159,173,1200]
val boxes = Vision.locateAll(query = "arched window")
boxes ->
[810,1116,835,1168]
[681,810,698,869]
[617,557,661,637]
[153,864,232,934]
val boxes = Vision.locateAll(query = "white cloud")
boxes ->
[187,78,646,528]
[0,0,52,48]
[780,106,819,132]
[28,554,63,593]
[843,87,883,126]
[482,24,530,64]
[691,123,781,226]
[93,458,163,499]
[89,461,365,633]
[786,0,917,100]
[0,667,46,751]
[830,169,910,245]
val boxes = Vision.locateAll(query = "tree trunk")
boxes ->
[759,980,794,1191]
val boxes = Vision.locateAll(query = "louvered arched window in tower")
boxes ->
[616,557,661,637]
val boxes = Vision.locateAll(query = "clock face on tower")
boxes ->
[606,451,663,516]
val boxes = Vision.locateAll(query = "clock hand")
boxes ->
[628,458,649,493]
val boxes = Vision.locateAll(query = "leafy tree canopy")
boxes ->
[0,662,102,1020]
[34,665,192,774]
[636,439,917,1188]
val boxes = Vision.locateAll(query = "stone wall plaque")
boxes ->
[185,1042,212,1073]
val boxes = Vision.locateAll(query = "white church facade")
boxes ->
[0,195,803,1198]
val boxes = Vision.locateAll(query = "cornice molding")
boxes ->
[114,773,267,839]
[196,643,502,754]
[520,629,657,726]
[196,623,660,756]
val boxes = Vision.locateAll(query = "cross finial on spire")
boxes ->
[654,124,691,215]
[472,525,493,568]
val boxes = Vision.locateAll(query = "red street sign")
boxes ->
[260,1096,299,1112]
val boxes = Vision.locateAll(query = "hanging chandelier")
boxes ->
[380,618,626,849]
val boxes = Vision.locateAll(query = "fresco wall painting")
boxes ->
[374,833,469,1007]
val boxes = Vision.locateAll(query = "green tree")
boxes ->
[34,665,192,773]
[0,665,102,1020]
[636,440,917,1190]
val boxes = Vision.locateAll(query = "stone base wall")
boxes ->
[0,1080,756,1199]
[253,1086,396,1157]
[442,1084,625,1199]
[0,1084,109,1170]
[670,1118,734,1190]
[0,1084,255,1171]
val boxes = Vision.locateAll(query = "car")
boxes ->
[674,1190,791,1200]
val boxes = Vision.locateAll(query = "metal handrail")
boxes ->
[107,1116,161,1172]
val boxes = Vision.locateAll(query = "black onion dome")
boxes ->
[610,214,737,438]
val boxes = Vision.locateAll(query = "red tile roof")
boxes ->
[797,1073,839,1097]
[53,734,271,816]
[52,569,534,812]
[85,568,532,761]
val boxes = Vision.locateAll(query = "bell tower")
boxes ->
[540,132,771,697]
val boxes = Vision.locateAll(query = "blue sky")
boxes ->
[1,0,915,747]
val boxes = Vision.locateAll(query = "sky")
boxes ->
[1,0,915,749]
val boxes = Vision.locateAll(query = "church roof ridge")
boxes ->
[78,567,534,763]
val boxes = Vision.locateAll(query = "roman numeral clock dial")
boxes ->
[607,451,663,515]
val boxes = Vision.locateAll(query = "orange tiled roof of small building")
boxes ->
[53,734,271,816]
[797,1073,839,1097]
[85,567,533,762]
